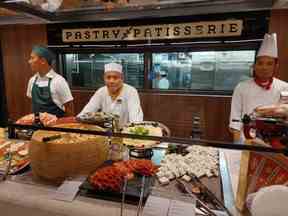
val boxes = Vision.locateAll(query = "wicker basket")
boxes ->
[30,123,109,183]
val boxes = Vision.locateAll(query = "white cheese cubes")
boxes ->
[158,177,170,185]
[157,146,219,185]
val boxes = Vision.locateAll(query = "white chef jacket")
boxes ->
[229,78,288,132]
[26,69,73,111]
[158,78,170,89]
[78,84,143,127]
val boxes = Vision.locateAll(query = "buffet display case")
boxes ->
[0,115,241,216]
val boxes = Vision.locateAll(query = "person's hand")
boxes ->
[255,104,288,119]
[250,138,270,146]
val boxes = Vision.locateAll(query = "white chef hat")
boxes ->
[160,70,167,75]
[257,33,278,58]
[41,0,63,12]
[104,62,123,74]
[251,185,288,216]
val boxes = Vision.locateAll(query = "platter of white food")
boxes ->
[156,145,219,185]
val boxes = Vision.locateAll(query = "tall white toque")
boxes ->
[104,63,123,74]
[257,33,278,58]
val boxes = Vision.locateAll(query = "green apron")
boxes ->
[31,77,65,118]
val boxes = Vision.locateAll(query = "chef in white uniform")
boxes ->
[78,62,143,127]
[229,33,288,142]
[158,70,170,89]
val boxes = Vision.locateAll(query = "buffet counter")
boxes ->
[0,179,138,216]
[0,148,241,216]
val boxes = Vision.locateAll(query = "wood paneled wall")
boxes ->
[0,25,47,120]
[140,93,232,140]
[72,90,232,141]
[269,9,288,81]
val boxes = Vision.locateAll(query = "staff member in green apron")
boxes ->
[26,45,74,117]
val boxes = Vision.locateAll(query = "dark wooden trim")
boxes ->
[0,2,54,21]
[269,9,288,82]
[69,86,234,96]
[50,41,260,54]
[144,51,151,89]
[49,10,271,27]
[0,40,7,126]
[53,2,272,23]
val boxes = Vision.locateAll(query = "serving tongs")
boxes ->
[120,176,128,216]
[176,179,217,216]
[136,175,146,216]
[189,174,233,216]
[119,175,146,216]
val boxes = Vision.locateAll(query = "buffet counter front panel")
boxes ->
[0,147,238,216]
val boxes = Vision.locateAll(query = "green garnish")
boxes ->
[129,126,149,136]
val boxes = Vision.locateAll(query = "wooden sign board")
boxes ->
[62,20,243,43]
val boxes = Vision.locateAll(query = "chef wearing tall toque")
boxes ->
[229,33,288,143]
[78,62,143,127]
[26,45,74,117]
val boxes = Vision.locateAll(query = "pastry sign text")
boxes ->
[62,20,243,42]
